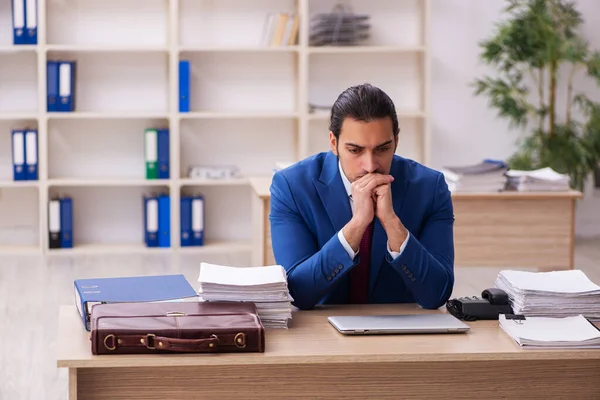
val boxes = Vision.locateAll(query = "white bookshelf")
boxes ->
[0,0,430,258]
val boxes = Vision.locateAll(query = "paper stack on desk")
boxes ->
[197,262,293,328]
[494,270,600,320]
[504,167,571,191]
[499,314,600,349]
[440,160,508,192]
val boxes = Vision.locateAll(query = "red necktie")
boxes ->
[349,220,374,303]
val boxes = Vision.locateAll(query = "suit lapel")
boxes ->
[368,156,410,294]
[315,152,353,233]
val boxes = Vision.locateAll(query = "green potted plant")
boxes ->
[472,0,600,192]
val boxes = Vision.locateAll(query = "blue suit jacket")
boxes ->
[269,151,455,310]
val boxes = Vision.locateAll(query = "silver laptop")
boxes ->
[327,313,470,335]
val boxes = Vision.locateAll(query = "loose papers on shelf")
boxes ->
[494,269,600,320]
[197,262,293,329]
[499,314,600,349]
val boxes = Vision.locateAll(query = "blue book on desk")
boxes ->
[74,274,198,331]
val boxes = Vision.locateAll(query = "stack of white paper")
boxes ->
[505,167,571,191]
[441,160,508,192]
[499,314,600,349]
[197,263,293,329]
[494,270,600,320]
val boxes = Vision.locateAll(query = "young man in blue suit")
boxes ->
[269,83,454,310]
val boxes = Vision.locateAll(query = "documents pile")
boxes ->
[198,263,293,328]
[504,167,571,191]
[499,314,600,349]
[309,5,370,46]
[440,160,508,192]
[494,269,600,320]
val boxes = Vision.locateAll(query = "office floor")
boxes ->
[1,238,599,400]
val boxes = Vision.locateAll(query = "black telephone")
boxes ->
[446,288,513,321]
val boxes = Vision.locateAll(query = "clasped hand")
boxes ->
[350,173,397,228]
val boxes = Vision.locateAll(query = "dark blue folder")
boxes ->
[47,61,59,111]
[11,0,26,45]
[158,194,170,248]
[157,129,169,179]
[25,129,38,180]
[143,195,159,247]
[180,196,192,247]
[74,274,198,330]
[179,60,190,112]
[11,130,26,181]
[60,197,73,248]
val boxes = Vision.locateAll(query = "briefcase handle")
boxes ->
[103,333,220,352]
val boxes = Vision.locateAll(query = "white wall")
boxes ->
[0,0,598,251]
[429,0,600,238]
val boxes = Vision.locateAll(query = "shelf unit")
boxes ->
[0,0,430,259]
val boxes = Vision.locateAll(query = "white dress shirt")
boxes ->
[336,161,410,260]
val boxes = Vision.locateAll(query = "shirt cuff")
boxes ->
[338,230,357,260]
[387,231,410,260]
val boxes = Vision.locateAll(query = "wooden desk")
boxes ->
[249,176,582,269]
[57,304,600,399]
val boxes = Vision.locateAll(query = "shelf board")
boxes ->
[0,245,40,255]
[178,240,253,254]
[179,45,299,53]
[0,45,38,54]
[46,243,172,256]
[46,44,168,53]
[307,45,425,54]
[179,111,299,120]
[0,113,38,120]
[47,178,170,187]
[45,240,252,255]
[0,181,39,189]
[47,112,170,120]
[308,110,425,121]
[179,177,250,187]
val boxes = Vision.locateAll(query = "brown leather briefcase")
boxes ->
[90,301,265,355]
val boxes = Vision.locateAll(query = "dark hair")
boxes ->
[329,83,400,139]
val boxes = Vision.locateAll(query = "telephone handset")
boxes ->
[446,288,513,321]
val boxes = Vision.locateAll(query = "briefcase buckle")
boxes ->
[141,333,157,349]
[234,332,246,348]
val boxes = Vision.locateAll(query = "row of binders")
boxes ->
[11,129,38,181]
[47,61,77,112]
[143,195,205,248]
[48,197,73,249]
[144,128,169,179]
[11,0,37,45]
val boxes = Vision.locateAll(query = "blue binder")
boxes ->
[60,197,73,248]
[143,195,159,247]
[47,61,59,111]
[58,61,76,112]
[180,196,192,247]
[74,274,198,331]
[25,129,38,180]
[157,129,169,179]
[179,60,190,112]
[191,195,205,246]
[11,0,26,45]
[24,0,37,45]
[158,194,170,248]
[11,130,26,181]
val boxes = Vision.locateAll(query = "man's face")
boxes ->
[330,117,398,182]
